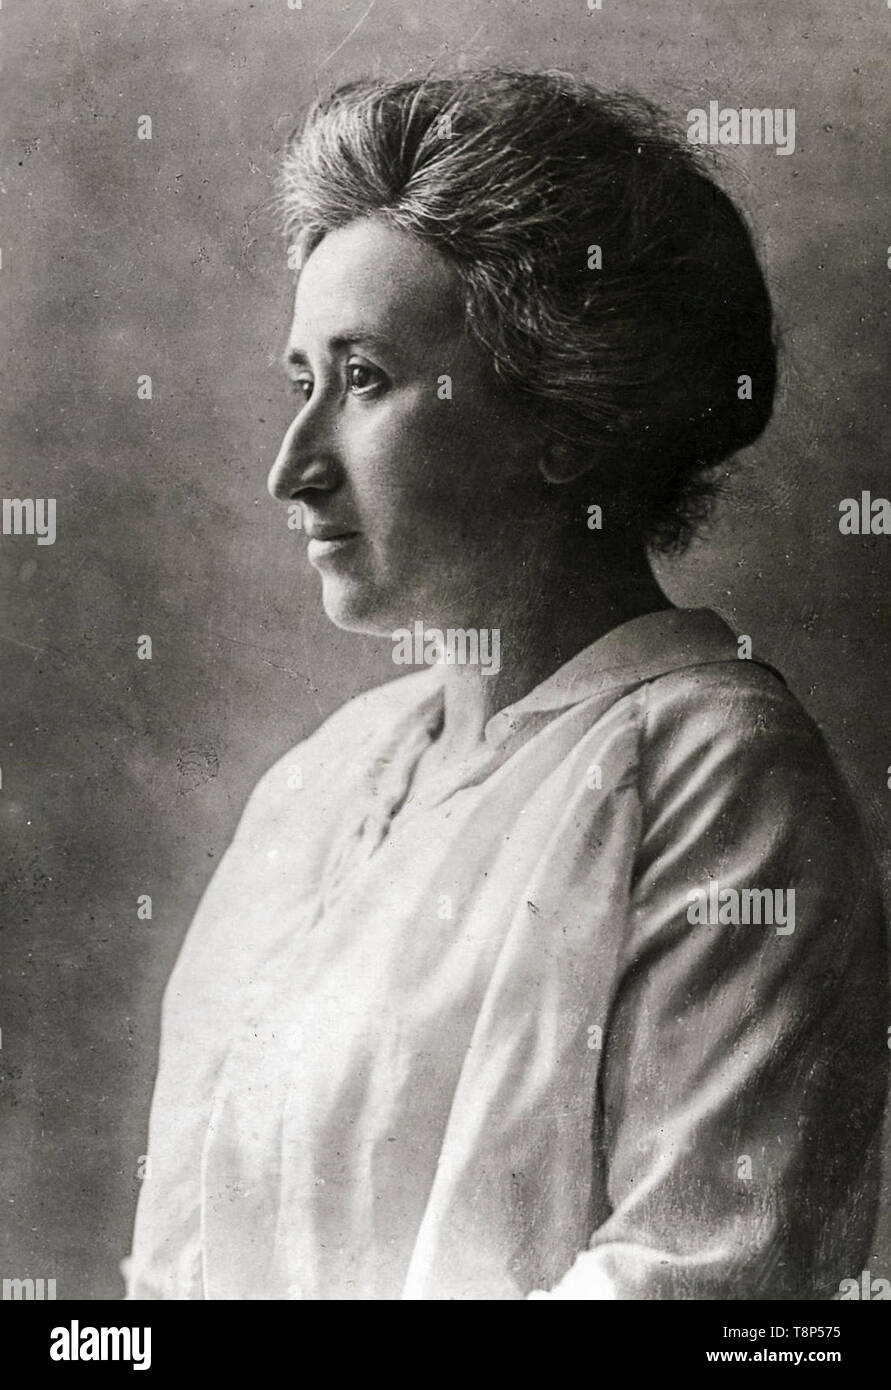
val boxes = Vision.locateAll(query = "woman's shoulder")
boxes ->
[640,657,827,758]
[635,657,868,848]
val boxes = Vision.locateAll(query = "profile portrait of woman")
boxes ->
[125,69,888,1301]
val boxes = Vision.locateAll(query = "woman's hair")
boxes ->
[278,68,777,552]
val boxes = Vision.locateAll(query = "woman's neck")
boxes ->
[434,546,672,760]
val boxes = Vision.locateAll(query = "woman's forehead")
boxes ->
[289,218,464,355]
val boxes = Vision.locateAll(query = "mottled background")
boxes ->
[1,0,889,1298]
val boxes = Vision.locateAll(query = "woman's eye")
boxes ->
[347,361,384,395]
[291,375,313,403]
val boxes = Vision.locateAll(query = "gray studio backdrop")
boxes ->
[1,0,889,1298]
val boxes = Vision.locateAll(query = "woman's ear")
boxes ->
[537,440,596,485]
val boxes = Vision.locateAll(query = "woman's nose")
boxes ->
[266,409,339,502]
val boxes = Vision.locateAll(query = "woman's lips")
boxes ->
[306,531,361,562]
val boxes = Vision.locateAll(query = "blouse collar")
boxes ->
[481,606,741,749]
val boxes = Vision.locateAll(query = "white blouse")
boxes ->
[126,607,887,1299]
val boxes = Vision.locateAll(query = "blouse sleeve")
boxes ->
[540,672,888,1300]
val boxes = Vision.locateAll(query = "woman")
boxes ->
[126,70,888,1300]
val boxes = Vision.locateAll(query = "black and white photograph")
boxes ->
[2,0,890,1350]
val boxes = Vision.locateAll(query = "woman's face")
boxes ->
[268,216,539,634]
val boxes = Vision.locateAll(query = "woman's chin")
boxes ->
[319,577,398,637]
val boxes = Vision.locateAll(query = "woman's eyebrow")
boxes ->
[281,331,398,370]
